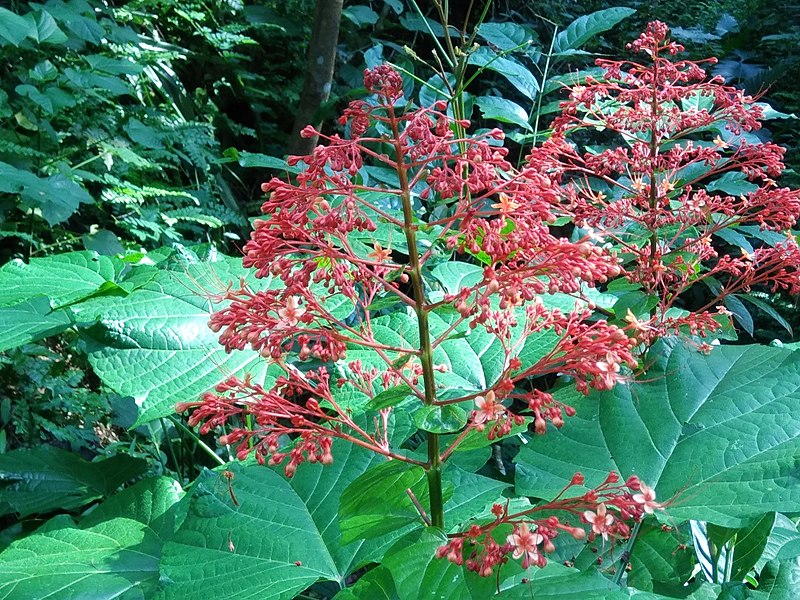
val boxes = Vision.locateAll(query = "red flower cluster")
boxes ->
[529,21,800,343]
[436,473,660,576]
[182,63,638,475]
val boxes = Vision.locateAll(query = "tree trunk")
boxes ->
[287,0,344,156]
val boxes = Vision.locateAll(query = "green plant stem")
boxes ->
[169,415,225,467]
[388,106,445,529]
[159,417,181,478]
[613,518,642,585]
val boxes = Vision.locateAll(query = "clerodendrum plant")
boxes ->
[179,23,800,579]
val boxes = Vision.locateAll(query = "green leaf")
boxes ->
[372,384,416,409]
[339,461,426,544]
[0,7,34,46]
[159,465,341,599]
[413,404,469,433]
[224,149,302,173]
[382,529,497,600]
[431,262,483,294]
[499,562,623,598]
[343,5,379,26]
[725,294,754,336]
[0,251,123,308]
[333,565,399,600]
[515,342,800,527]
[468,47,539,100]
[84,54,142,75]
[0,447,147,518]
[706,172,760,196]
[346,309,513,407]
[0,161,92,225]
[749,557,800,599]
[477,22,537,51]
[442,465,509,526]
[0,296,72,352]
[83,255,284,426]
[553,7,637,54]
[27,9,68,45]
[758,514,800,570]
[738,294,793,336]
[730,513,776,580]
[81,477,184,540]
[476,96,532,130]
[0,517,162,599]
[15,84,53,114]
[627,521,696,592]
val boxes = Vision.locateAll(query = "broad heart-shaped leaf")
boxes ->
[286,435,414,576]
[0,447,147,518]
[160,421,415,600]
[0,296,72,352]
[0,251,124,308]
[431,262,484,295]
[383,532,640,600]
[0,8,35,46]
[0,517,162,599]
[160,451,413,600]
[515,341,800,527]
[553,7,637,54]
[82,254,286,426]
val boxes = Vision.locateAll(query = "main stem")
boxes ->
[389,107,445,529]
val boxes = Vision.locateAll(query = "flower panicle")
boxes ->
[436,473,663,576]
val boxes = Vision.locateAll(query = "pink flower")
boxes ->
[633,483,661,514]
[473,390,504,425]
[506,522,543,568]
[277,296,306,327]
[584,503,614,540]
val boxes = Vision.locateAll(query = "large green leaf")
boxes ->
[553,7,637,54]
[83,255,283,426]
[159,450,412,600]
[0,447,147,518]
[515,342,800,527]
[0,517,162,599]
[0,7,34,46]
[0,162,92,225]
[706,514,775,581]
[0,251,123,309]
[0,296,72,352]
[719,558,800,599]
[286,437,410,575]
